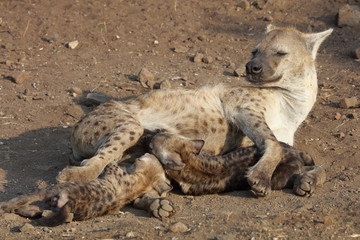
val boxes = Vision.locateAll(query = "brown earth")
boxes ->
[0,0,359,239]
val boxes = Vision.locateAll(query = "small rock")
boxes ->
[336,132,346,139]
[70,87,82,96]
[159,79,172,89]
[126,231,136,238]
[237,0,250,10]
[339,97,359,108]
[202,56,213,64]
[85,92,111,105]
[234,67,244,77]
[193,53,204,63]
[197,35,207,41]
[227,62,235,69]
[20,223,34,232]
[67,40,79,49]
[173,45,188,53]
[264,16,273,22]
[333,112,342,120]
[170,222,188,233]
[3,213,20,221]
[350,47,360,59]
[337,4,360,27]
[5,60,14,67]
[138,68,154,87]
[12,71,29,84]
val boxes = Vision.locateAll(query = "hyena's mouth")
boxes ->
[246,74,283,84]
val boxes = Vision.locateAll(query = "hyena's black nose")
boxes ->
[246,61,263,75]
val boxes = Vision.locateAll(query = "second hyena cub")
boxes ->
[0,154,173,226]
[150,133,326,196]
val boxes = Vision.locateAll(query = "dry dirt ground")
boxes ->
[0,0,359,239]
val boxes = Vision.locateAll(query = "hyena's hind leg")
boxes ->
[270,143,325,196]
[57,120,144,183]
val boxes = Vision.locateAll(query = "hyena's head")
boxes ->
[245,25,333,88]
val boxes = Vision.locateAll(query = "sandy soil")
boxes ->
[0,0,359,239]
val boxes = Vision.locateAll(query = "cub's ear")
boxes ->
[191,140,205,154]
[155,181,173,197]
[266,24,277,33]
[162,152,185,170]
[304,28,333,60]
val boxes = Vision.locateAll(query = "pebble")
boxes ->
[339,97,359,108]
[173,45,188,53]
[197,35,207,41]
[350,47,360,59]
[126,231,136,238]
[169,222,188,233]
[237,0,250,10]
[20,223,35,232]
[12,71,29,84]
[264,16,273,22]
[138,68,154,86]
[70,86,82,96]
[193,53,204,63]
[3,213,19,221]
[336,132,346,139]
[234,67,244,77]
[337,4,360,27]
[202,56,213,64]
[67,40,79,49]
[333,112,342,120]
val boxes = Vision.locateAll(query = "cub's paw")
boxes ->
[56,166,97,183]
[149,198,175,219]
[246,168,272,197]
[293,166,326,196]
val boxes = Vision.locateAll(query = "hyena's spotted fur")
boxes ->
[0,154,173,226]
[150,133,326,196]
[56,25,332,199]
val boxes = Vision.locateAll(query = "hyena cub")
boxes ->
[0,154,173,226]
[150,133,326,196]
[57,25,332,198]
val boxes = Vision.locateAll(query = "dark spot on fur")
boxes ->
[108,150,113,154]
[113,147,118,151]
[94,131,100,138]
[102,126,107,131]
[99,152,105,156]
[200,107,205,112]
[107,193,113,202]
[84,131,89,135]
[105,143,112,148]
[114,136,121,141]
[218,118,224,125]
[121,142,126,146]
[130,136,135,141]
[211,127,216,133]
[94,121,99,126]
[254,123,260,128]
[129,131,135,135]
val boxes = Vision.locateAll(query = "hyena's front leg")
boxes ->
[133,189,175,219]
[235,108,283,197]
[57,120,144,183]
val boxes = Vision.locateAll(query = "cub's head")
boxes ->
[245,25,333,88]
[150,133,204,170]
[132,153,173,196]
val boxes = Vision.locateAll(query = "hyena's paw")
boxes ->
[293,166,326,196]
[56,166,98,183]
[149,198,175,219]
[246,167,272,197]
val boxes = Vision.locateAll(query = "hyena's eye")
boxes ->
[251,49,258,56]
[276,51,288,56]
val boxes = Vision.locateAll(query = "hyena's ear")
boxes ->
[304,28,333,60]
[155,181,173,197]
[190,140,205,154]
[266,24,277,33]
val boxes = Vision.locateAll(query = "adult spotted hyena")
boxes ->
[57,25,332,198]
